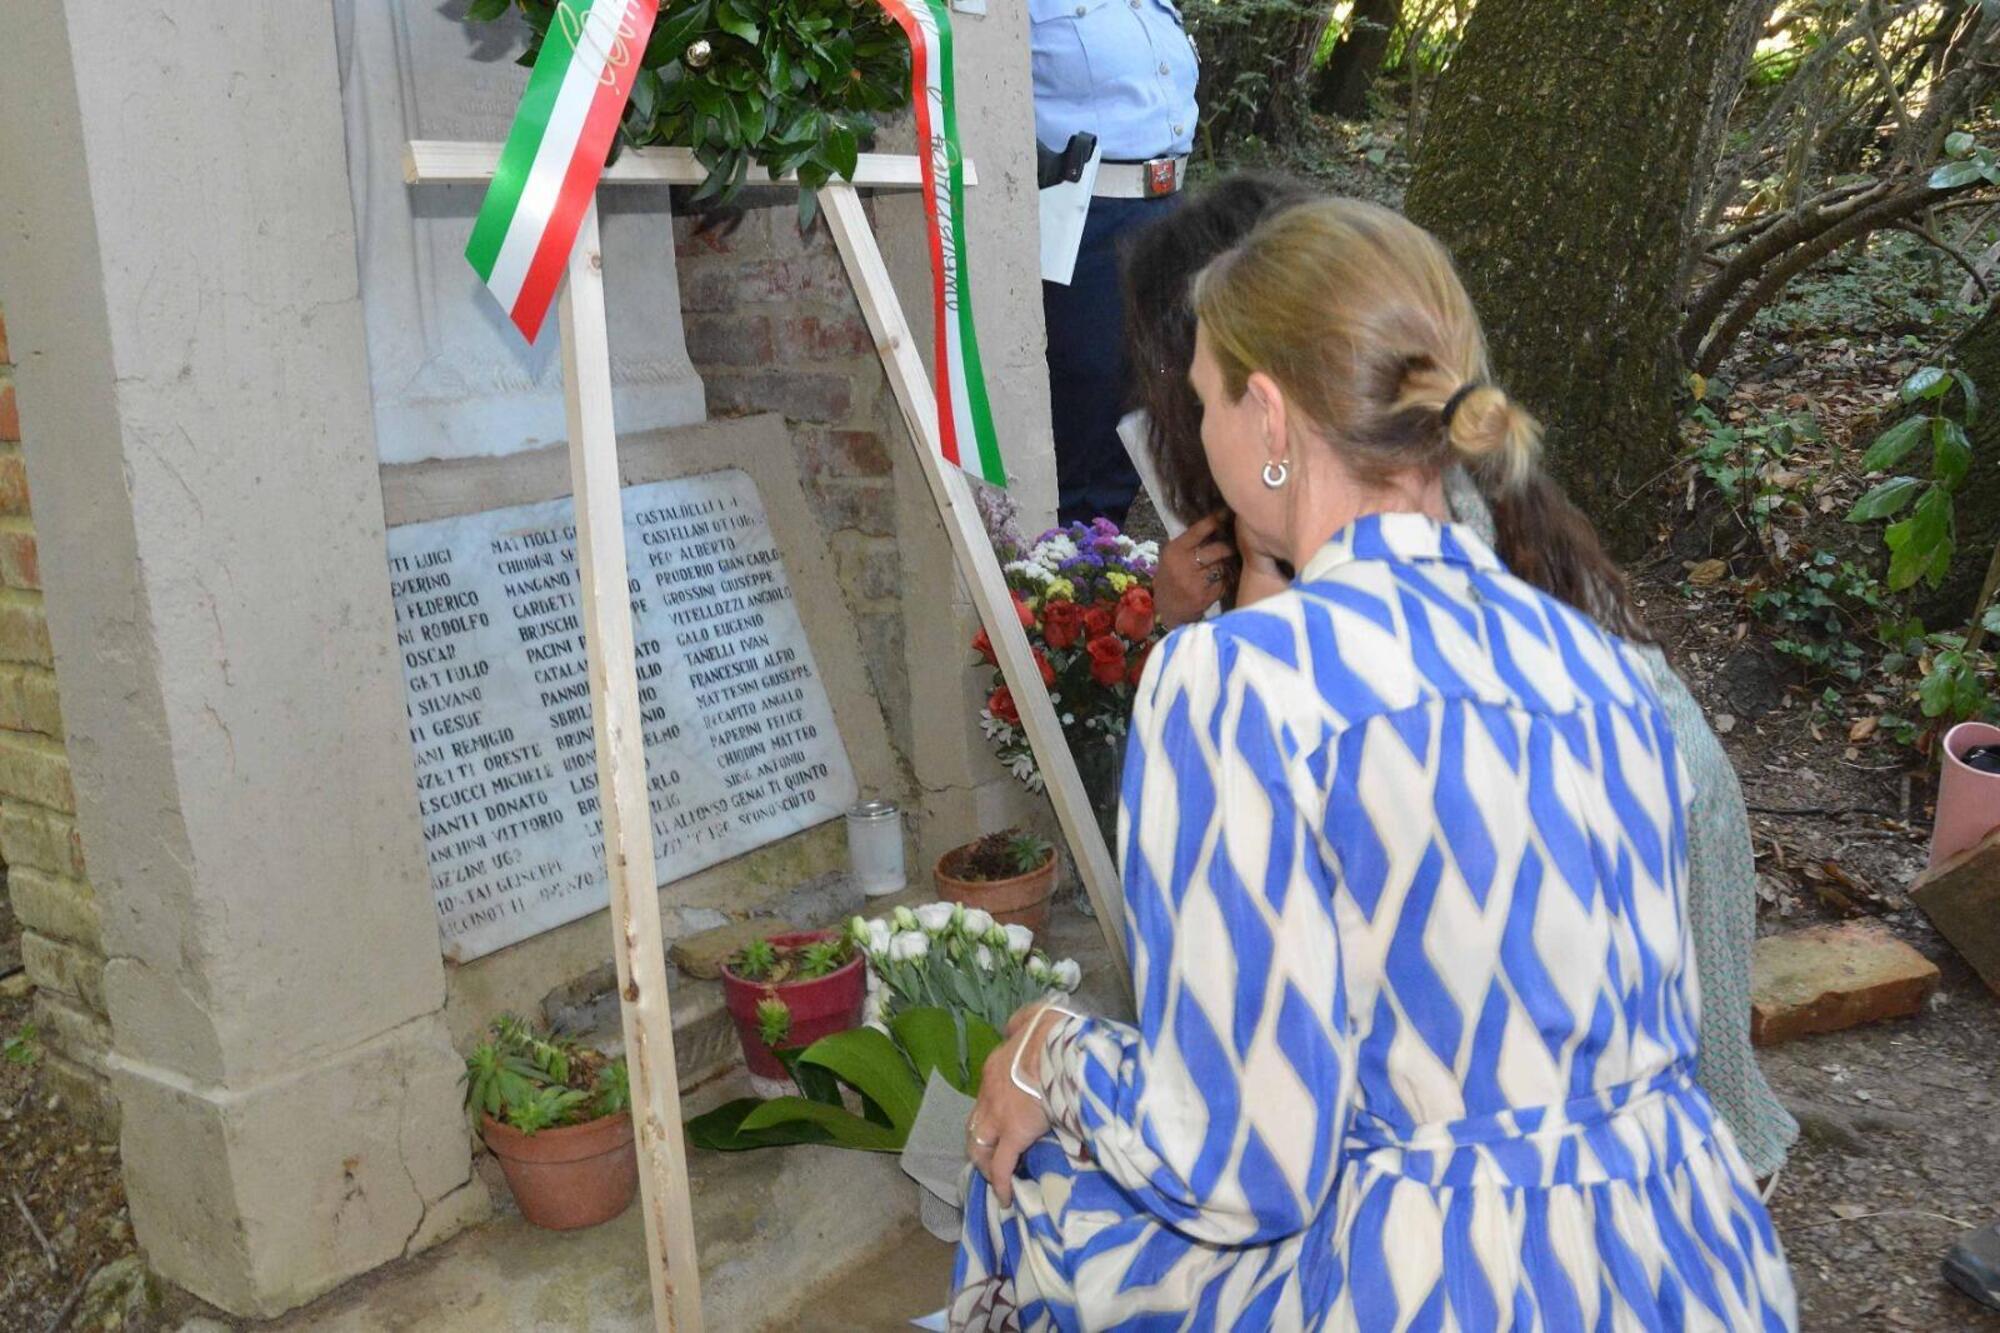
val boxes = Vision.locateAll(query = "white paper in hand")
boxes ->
[1117,410,1184,539]
[1040,144,1101,285]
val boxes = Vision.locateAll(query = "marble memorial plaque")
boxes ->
[387,470,858,960]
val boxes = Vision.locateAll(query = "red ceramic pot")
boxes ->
[719,929,867,1080]
[480,1110,637,1230]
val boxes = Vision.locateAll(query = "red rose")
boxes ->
[988,686,1020,726]
[1083,604,1116,641]
[1041,598,1084,650]
[1013,595,1036,629]
[971,628,996,666]
[1126,638,1155,687]
[1034,649,1056,687]
[1114,587,1155,642]
[1086,634,1127,686]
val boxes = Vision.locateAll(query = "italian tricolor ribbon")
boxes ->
[466,0,659,343]
[878,0,1007,487]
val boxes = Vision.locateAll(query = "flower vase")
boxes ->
[1931,721,2000,869]
[1072,736,1126,918]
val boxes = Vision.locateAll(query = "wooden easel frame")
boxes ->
[405,140,1130,1332]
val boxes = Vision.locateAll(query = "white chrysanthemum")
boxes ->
[1003,923,1035,958]
[888,930,930,962]
[1005,560,1053,585]
[915,902,956,934]
[1052,958,1082,992]
[959,907,996,938]
[1035,536,1078,566]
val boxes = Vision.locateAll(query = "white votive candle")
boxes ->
[846,800,906,897]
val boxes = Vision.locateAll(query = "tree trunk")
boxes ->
[1919,300,2000,629]
[1679,1,1782,302]
[1404,0,1750,553]
[1315,0,1401,120]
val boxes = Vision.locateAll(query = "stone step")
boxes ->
[539,870,867,1092]
[265,1065,928,1332]
[1751,919,1940,1045]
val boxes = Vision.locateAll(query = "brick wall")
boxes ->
[673,194,913,734]
[0,304,115,1135]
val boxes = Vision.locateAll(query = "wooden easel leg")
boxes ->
[817,183,1132,996]
[560,200,704,1333]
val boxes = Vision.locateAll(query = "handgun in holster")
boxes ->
[1036,132,1099,190]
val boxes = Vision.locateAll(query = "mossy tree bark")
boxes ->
[1919,299,2000,630]
[1405,0,1751,553]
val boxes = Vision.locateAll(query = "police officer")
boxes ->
[1034,0,1199,527]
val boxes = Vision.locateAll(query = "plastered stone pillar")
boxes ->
[0,2,481,1316]
[879,3,1058,859]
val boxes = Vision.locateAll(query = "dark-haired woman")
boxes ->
[1123,174,1797,1186]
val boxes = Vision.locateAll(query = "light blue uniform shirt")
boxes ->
[1030,0,1199,161]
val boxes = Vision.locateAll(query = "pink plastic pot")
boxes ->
[719,929,866,1080]
[1929,721,2000,869]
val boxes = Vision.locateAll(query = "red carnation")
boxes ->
[988,686,1020,726]
[1034,649,1056,687]
[1126,638,1155,687]
[1083,604,1116,641]
[972,628,997,666]
[1086,634,1127,686]
[1013,595,1036,629]
[1041,598,1084,650]
[1114,587,1156,642]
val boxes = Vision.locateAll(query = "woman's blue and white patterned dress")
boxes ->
[951,514,1796,1331]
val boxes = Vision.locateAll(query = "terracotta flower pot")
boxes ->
[935,846,1058,935]
[1930,721,2000,869]
[719,929,867,1081]
[480,1110,637,1230]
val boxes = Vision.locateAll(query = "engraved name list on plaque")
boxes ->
[387,469,859,960]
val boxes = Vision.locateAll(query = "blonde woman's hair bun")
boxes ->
[1443,382,1540,493]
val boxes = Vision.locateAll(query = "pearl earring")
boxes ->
[1261,459,1290,489]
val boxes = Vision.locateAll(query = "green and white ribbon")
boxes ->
[877,0,1007,487]
[466,0,659,342]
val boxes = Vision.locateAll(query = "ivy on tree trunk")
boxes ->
[1405,0,1752,554]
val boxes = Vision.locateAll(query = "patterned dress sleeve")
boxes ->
[1034,620,1353,1247]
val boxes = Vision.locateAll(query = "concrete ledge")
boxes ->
[267,1075,926,1333]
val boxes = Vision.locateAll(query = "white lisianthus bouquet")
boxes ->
[849,903,1082,1032]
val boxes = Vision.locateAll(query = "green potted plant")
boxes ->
[463,1015,636,1230]
[934,829,1058,935]
[687,1005,998,1152]
[719,929,866,1092]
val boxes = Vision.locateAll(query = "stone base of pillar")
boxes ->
[109,1014,486,1318]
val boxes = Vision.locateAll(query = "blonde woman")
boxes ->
[952,200,1797,1330]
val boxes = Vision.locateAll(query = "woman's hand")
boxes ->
[966,1004,1066,1207]
[1154,513,1238,628]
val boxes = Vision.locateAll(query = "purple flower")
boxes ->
[1090,517,1120,538]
